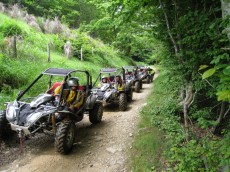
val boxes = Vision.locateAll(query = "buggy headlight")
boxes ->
[92,89,97,94]
[6,106,16,121]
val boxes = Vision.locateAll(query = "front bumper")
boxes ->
[10,123,31,135]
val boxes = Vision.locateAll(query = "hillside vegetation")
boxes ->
[0,12,133,108]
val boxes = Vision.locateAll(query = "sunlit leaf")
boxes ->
[217,90,230,102]
[202,68,216,79]
[198,65,209,71]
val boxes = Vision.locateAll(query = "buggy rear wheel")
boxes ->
[89,103,103,124]
[146,76,151,84]
[134,81,141,93]
[55,120,75,154]
[119,93,127,111]
[150,74,154,82]
[127,89,133,102]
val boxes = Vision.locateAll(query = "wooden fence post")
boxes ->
[80,47,83,61]
[13,36,17,58]
[47,42,50,62]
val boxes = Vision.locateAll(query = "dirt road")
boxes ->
[0,83,153,172]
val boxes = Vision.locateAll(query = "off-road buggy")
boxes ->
[0,68,103,154]
[92,68,133,111]
[137,66,155,84]
[123,66,142,93]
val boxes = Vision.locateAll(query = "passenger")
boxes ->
[133,69,138,77]
[115,75,125,91]
[54,77,84,112]
[46,82,62,95]
[99,75,112,89]
[101,75,108,84]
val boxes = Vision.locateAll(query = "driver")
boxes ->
[54,77,84,112]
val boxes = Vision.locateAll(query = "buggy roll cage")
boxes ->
[122,66,139,74]
[16,68,93,106]
[92,68,126,88]
[122,66,137,70]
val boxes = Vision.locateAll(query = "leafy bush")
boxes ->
[0,21,22,37]
[143,69,230,171]
[143,71,184,144]
[170,136,230,172]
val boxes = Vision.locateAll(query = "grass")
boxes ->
[129,69,184,171]
[129,85,168,172]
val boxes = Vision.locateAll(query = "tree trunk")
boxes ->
[182,82,194,142]
[183,103,189,141]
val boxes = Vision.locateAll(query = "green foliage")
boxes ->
[82,0,159,63]
[144,71,185,145]
[87,16,116,43]
[189,107,217,129]
[137,69,230,171]
[0,55,28,90]
[0,21,22,37]
[205,17,230,102]
[19,0,98,27]
[130,85,168,171]
[131,127,166,171]
[169,138,228,172]
[217,90,230,102]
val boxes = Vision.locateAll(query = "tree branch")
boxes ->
[224,107,230,118]
[188,90,197,108]
[211,102,228,133]
[221,47,230,51]
[198,72,214,88]
[159,0,179,54]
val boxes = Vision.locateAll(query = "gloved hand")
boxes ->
[69,105,74,110]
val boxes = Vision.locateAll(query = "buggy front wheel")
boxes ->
[55,120,75,154]
[119,93,127,111]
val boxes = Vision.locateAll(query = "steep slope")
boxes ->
[0,12,134,107]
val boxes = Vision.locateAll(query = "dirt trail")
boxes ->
[0,83,153,172]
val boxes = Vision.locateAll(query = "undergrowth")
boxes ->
[131,69,230,171]
[130,79,168,172]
